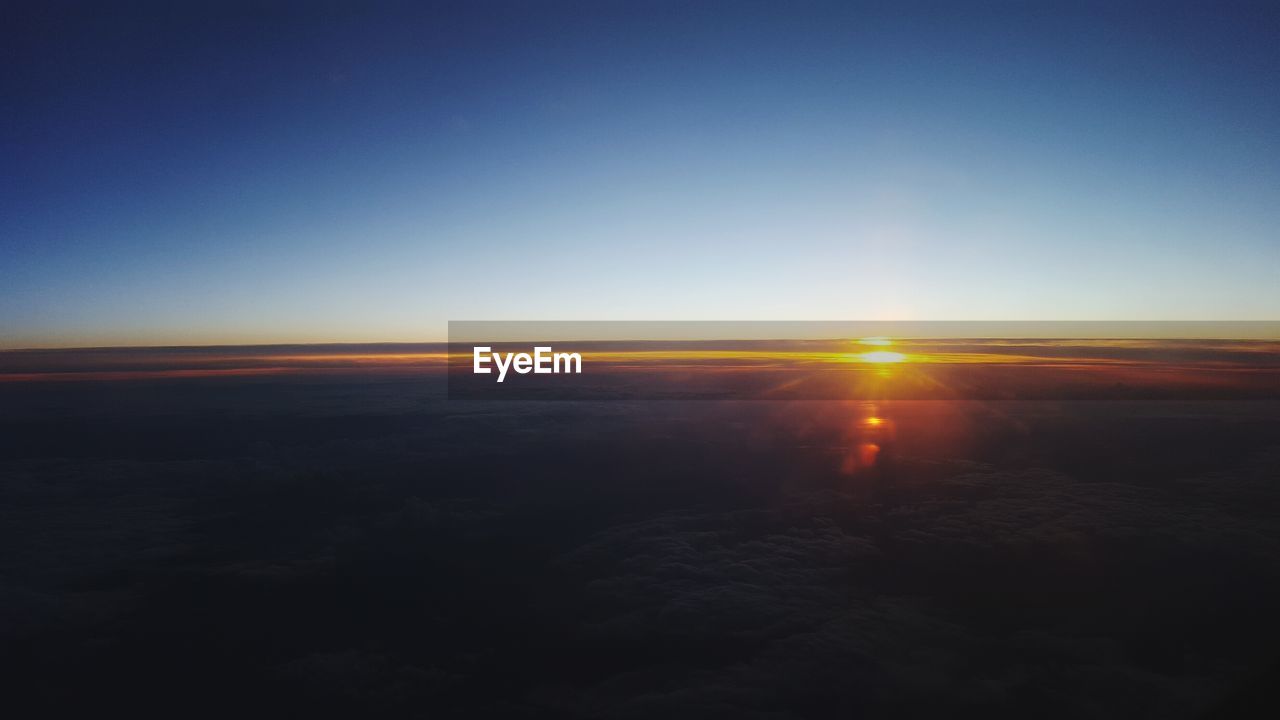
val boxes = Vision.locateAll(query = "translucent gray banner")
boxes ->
[447,321,1280,401]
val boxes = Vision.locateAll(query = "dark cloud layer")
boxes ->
[2,377,1279,717]
[545,457,1280,718]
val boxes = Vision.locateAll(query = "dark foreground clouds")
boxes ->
[551,457,1280,718]
[2,377,1280,718]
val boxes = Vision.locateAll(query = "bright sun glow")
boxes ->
[857,351,907,363]
[858,337,892,346]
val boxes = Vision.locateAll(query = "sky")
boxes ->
[3,1,1279,348]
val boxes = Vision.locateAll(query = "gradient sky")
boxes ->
[3,1,1279,348]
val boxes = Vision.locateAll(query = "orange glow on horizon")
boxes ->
[5,339,1276,386]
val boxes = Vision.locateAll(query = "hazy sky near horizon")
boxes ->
[3,1,1279,347]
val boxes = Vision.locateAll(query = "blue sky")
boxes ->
[3,1,1279,347]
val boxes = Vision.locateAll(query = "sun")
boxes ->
[857,351,906,363]
[849,337,906,364]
